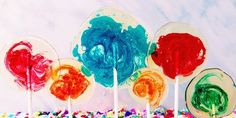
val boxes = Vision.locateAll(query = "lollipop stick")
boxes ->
[27,85,32,118]
[67,96,72,118]
[27,57,32,118]
[146,102,151,118]
[112,43,118,118]
[174,76,179,118]
[212,104,216,118]
[113,68,118,118]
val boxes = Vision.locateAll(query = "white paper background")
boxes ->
[0,0,236,113]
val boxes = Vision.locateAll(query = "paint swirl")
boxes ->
[186,68,236,118]
[50,59,93,101]
[72,15,149,87]
[129,69,167,107]
[151,33,206,79]
[4,41,52,91]
[191,73,228,116]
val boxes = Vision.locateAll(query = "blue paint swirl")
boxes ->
[72,16,149,87]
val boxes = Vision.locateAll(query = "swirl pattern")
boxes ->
[130,69,166,107]
[72,16,149,87]
[50,64,90,101]
[151,33,206,79]
[186,68,236,118]
[191,73,228,116]
[4,41,52,91]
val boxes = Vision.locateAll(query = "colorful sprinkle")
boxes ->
[1,107,235,118]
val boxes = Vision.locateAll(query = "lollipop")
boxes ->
[0,37,58,117]
[128,68,168,117]
[186,68,236,118]
[72,8,149,87]
[71,8,150,117]
[50,59,94,118]
[148,22,207,118]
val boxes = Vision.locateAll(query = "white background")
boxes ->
[0,0,236,113]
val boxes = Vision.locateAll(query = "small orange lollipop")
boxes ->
[128,68,167,108]
[50,59,94,101]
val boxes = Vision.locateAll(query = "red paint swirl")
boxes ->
[4,41,52,91]
[151,33,206,79]
[50,65,90,101]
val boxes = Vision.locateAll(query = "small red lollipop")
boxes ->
[4,41,53,91]
[0,37,58,117]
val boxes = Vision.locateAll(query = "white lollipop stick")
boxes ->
[146,102,151,118]
[27,56,32,118]
[212,104,216,118]
[113,68,118,118]
[67,96,72,118]
[27,81,32,118]
[27,90,32,118]
[174,76,179,118]
[112,43,118,118]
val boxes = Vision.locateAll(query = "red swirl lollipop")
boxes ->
[4,41,53,91]
[0,37,58,117]
[148,22,206,82]
[148,22,207,118]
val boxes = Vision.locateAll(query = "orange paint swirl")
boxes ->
[50,65,90,101]
[132,70,166,107]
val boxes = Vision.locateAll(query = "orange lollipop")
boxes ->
[49,59,94,118]
[128,68,167,109]
[50,59,94,101]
